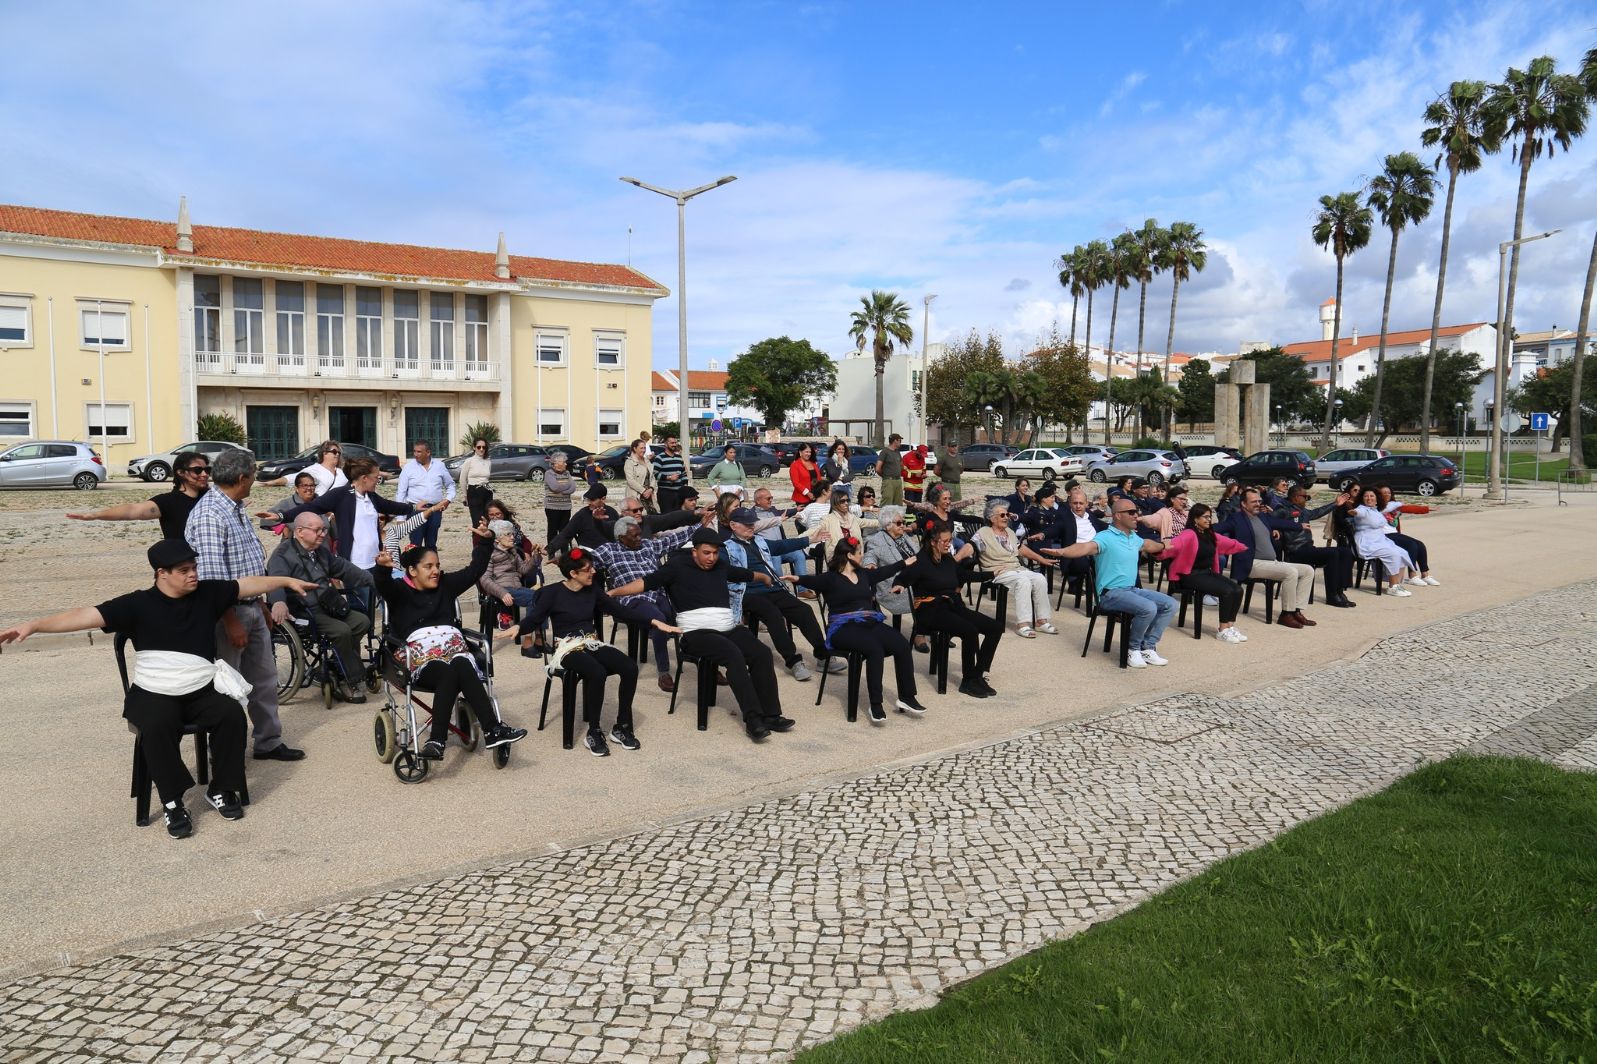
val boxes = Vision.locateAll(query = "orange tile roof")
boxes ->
[0,204,667,293]
[1283,323,1490,363]
[651,370,730,391]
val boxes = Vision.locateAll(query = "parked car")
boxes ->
[1315,447,1391,484]
[1179,444,1244,480]
[256,442,401,482]
[442,443,562,482]
[1055,444,1118,464]
[1330,453,1460,496]
[957,443,1019,472]
[1085,449,1187,486]
[991,448,1087,480]
[690,443,781,478]
[580,444,632,480]
[773,440,829,468]
[0,440,105,490]
[128,440,249,483]
[1218,450,1317,490]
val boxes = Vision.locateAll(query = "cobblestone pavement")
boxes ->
[3,580,1594,1063]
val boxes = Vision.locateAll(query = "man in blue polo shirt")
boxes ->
[1054,497,1176,668]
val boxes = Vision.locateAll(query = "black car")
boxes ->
[1331,454,1460,497]
[690,443,781,477]
[257,442,401,481]
[579,444,632,480]
[1219,450,1317,490]
[773,440,828,468]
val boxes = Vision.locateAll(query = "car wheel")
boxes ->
[73,472,99,490]
[145,462,170,483]
[758,465,775,477]
[1042,468,1056,481]
[1222,475,1239,488]
[1088,468,1106,483]
[1336,476,1356,493]
[992,465,1007,478]
[1415,478,1437,497]
[1210,465,1228,481]
[1146,472,1165,487]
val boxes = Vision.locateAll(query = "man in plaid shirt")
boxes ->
[185,448,305,762]
[589,515,698,692]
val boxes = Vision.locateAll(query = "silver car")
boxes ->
[443,442,557,482]
[1084,448,1187,486]
[1315,447,1390,485]
[0,440,106,490]
[128,440,249,482]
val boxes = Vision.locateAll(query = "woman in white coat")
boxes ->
[1349,487,1417,596]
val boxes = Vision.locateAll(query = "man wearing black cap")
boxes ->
[549,483,621,553]
[723,506,841,682]
[608,528,793,742]
[0,540,318,839]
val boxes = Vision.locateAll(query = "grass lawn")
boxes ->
[1456,450,1582,484]
[795,755,1597,1064]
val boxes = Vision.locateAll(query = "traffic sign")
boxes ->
[710,418,724,433]
[731,417,743,429]
[1530,412,1550,432]
[1499,412,1523,434]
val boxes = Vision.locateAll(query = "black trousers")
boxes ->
[559,644,637,729]
[417,658,502,744]
[657,487,681,513]
[743,591,826,666]
[829,621,917,707]
[680,627,782,724]
[1391,532,1428,572]
[1173,570,1242,624]
[1286,544,1352,597]
[465,485,493,528]
[544,509,571,550]
[124,683,246,805]
[1061,555,1092,585]
[913,599,1003,678]
[608,595,675,674]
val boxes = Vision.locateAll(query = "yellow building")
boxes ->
[0,201,667,470]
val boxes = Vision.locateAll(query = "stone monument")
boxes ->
[1214,360,1271,454]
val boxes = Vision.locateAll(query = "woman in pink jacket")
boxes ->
[1162,503,1250,644]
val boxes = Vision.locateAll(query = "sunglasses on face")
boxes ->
[185,466,210,475]
[325,449,341,454]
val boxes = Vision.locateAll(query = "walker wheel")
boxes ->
[458,706,481,752]
[373,710,397,764]
[393,749,430,784]
[493,745,510,769]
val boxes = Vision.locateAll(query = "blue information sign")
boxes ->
[1530,412,1550,432]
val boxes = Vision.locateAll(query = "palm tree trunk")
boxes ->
[1106,287,1122,446]
[1570,230,1596,474]
[1368,226,1401,446]
[1420,167,1459,454]
[1502,149,1533,412]
[1084,288,1097,444]
[1320,257,1346,446]
[873,342,886,449]
[1135,279,1149,437]
[1069,295,1079,349]
[1163,274,1181,439]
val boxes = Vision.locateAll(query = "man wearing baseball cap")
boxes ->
[0,540,318,839]
[722,506,840,682]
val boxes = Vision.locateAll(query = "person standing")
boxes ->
[455,437,494,528]
[394,440,455,549]
[542,451,576,550]
[185,447,305,761]
[261,441,347,496]
[624,438,657,513]
[901,444,928,504]
[876,434,904,507]
[707,444,747,498]
[652,436,687,512]
[789,442,822,507]
[936,440,963,502]
[68,450,211,539]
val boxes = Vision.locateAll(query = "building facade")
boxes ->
[0,202,666,466]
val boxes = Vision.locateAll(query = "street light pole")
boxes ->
[1454,401,1465,494]
[920,294,936,447]
[620,175,737,482]
[1487,228,1560,500]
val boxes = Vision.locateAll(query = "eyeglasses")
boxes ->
[625,506,644,514]
[301,526,327,536]
[1112,508,1136,516]
[185,466,211,475]
[475,445,486,451]
[325,449,341,455]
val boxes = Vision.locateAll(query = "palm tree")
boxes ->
[1078,239,1111,438]
[1103,233,1136,445]
[1418,80,1502,452]
[1158,222,1207,437]
[1130,219,1164,435]
[848,290,915,447]
[1566,46,1597,474]
[1484,56,1589,474]
[1364,151,1436,445]
[1312,192,1374,445]
[1056,247,1086,348]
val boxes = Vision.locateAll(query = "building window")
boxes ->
[536,408,565,438]
[464,294,488,374]
[232,277,264,364]
[595,332,624,368]
[688,391,712,408]
[535,330,567,366]
[81,301,130,351]
[84,401,133,442]
[597,409,624,438]
[394,290,419,371]
[429,293,454,372]
[194,275,221,363]
[356,286,382,369]
[316,284,345,370]
[0,296,32,346]
[0,402,33,436]
[275,281,305,365]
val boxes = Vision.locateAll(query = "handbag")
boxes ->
[318,586,351,620]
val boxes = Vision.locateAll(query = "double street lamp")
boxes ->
[1486,228,1561,500]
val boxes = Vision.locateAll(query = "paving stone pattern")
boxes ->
[3,581,1595,1063]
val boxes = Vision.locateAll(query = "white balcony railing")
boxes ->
[195,350,499,383]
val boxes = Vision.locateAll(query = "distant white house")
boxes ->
[829,343,943,444]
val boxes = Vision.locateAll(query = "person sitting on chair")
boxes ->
[1375,483,1437,585]
[479,519,544,616]
[259,472,319,537]
[589,514,700,692]
[1216,488,1319,630]
[1349,487,1419,595]
[973,498,1062,638]
[898,518,1003,698]
[1162,503,1250,643]
[722,506,840,682]
[1052,497,1177,668]
[0,539,318,839]
[267,512,375,704]
[549,483,621,553]
[864,504,927,652]
[374,523,528,760]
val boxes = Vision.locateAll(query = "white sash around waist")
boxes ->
[676,607,733,634]
[132,651,251,706]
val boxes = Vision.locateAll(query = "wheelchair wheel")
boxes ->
[373,710,397,764]
[364,668,382,695]
[322,674,336,710]
[493,744,510,770]
[457,706,481,751]
[271,621,306,703]
[393,748,429,784]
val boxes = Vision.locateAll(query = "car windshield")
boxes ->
[597,445,628,459]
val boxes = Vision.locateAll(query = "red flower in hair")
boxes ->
[846,536,859,547]
[570,549,583,561]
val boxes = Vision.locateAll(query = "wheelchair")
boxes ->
[372,600,510,783]
[270,592,383,707]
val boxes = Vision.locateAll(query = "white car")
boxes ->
[127,440,250,482]
[1315,447,1391,484]
[1178,445,1244,480]
[991,448,1086,480]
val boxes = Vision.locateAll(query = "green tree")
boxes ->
[848,291,914,448]
[1419,79,1501,452]
[1312,191,1374,443]
[1078,239,1111,377]
[458,420,501,450]
[1129,219,1165,435]
[1507,360,1597,449]
[1175,357,1215,429]
[1364,152,1436,445]
[1221,347,1320,424]
[725,336,838,429]
[1342,350,1484,439]
[924,330,1004,444]
[1056,249,1087,350]
[1158,221,1207,436]
[1024,327,1094,442]
[199,411,248,446]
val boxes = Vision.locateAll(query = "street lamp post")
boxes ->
[1455,401,1466,494]
[1333,398,1343,450]
[1487,228,1561,500]
[983,404,995,444]
[920,294,936,447]
[620,174,737,484]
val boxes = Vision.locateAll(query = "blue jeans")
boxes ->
[1097,586,1176,651]
[409,510,442,549]
[772,546,808,579]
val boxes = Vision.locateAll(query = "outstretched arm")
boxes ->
[0,607,107,644]
[238,575,321,601]
[66,500,159,522]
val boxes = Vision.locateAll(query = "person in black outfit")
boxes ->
[375,522,528,760]
[789,538,927,724]
[723,508,840,682]
[610,528,794,742]
[517,547,679,756]
[898,519,1003,698]
[0,539,318,839]
[1273,485,1357,608]
[67,449,210,539]
[549,484,621,553]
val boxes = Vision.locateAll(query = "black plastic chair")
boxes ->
[813,648,866,722]
[1240,577,1280,624]
[1169,579,1207,640]
[607,617,651,665]
[666,636,718,732]
[1080,603,1134,668]
[538,658,588,751]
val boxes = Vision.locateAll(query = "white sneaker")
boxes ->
[1389,587,1413,597]
[1141,648,1168,666]
[1126,649,1147,668]
[1423,576,1440,585]
[1406,577,1427,587]
[1218,627,1242,643]
[1203,595,1220,606]
[1233,627,1248,641]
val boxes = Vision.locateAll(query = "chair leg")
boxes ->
[668,656,685,715]
[696,662,712,732]
[814,653,830,707]
[1264,584,1275,625]
[539,675,554,730]
[1103,612,1116,652]
[1117,615,1131,668]
[1081,612,1097,658]
[132,735,151,827]
[1177,589,1189,629]
[561,676,579,750]
[194,731,210,787]
[1242,580,1255,616]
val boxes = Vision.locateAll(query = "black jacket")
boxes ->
[279,486,417,561]
[1271,500,1338,556]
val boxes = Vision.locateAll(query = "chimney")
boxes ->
[176,196,194,253]
[494,232,510,280]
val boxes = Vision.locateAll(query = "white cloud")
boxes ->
[1098,71,1148,119]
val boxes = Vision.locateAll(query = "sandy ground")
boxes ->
[0,472,1585,979]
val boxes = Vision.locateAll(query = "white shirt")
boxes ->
[395,458,456,505]
[351,492,380,569]
[305,462,348,496]
[1072,512,1096,544]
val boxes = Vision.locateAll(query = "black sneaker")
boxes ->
[768,716,797,733]
[609,725,641,752]
[977,678,998,697]
[895,696,927,716]
[584,728,610,757]
[206,790,245,820]
[867,703,887,725]
[745,720,771,742]
[485,725,527,749]
[163,802,193,839]
[419,739,446,761]
[958,679,991,699]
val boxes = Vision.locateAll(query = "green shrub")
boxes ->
[1129,435,1163,450]
[196,412,247,445]
[458,421,501,450]
[1583,434,1597,468]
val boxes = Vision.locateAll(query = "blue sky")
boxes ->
[3,0,1595,367]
